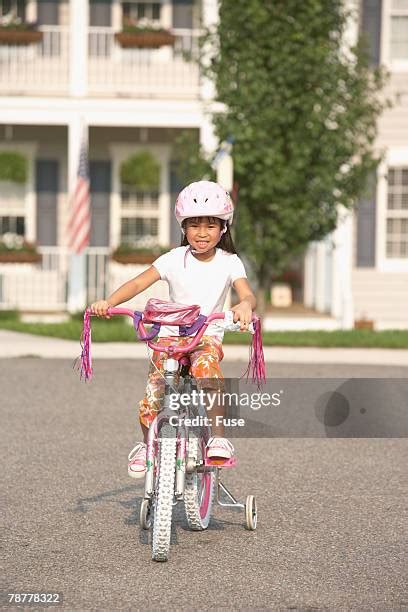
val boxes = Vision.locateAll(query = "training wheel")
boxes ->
[245,495,257,530]
[140,499,152,530]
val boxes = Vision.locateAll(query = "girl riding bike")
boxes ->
[90,180,256,478]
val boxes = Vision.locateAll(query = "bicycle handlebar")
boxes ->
[81,305,265,385]
[86,307,255,355]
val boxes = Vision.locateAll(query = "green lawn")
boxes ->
[0,312,407,348]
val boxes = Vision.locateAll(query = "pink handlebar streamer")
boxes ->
[79,309,93,381]
[243,316,266,386]
[78,306,266,386]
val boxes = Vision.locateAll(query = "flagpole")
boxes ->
[213,137,235,311]
[213,136,234,240]
[67,117,88,313]
[212,136,234,192]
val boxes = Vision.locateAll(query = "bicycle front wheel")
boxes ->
[152,423,177,562]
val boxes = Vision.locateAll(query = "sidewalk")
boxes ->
[1,329,407,365]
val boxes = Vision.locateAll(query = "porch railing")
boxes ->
[0,26,69,95]
[0,247,110,311]
[0,246,170,312]
[0,26,200,97]
[87,27,200,97]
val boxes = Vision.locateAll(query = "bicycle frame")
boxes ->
[144,354,212,503]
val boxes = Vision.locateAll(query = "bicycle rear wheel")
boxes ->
[184,430,215,530]
[152,423,177,562]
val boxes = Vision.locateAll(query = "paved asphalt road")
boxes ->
[2,358,408,611]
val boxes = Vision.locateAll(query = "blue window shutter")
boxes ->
[37,0,59,25]
[172,0,193,29]
[36,160,59,246]
[90,0,112,27]
[90,161,111,247]
[361,0,382,66]
[356,174,377,267]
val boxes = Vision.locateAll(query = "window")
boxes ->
[121,217,158,243]
[120,185,160,245]
[0,0,25,20]
[386,167,408,258]
[121,187,159,210]
[0,215,25,235]
[0,180,26,239]
[122,1,161,24]
[390,0,408,60]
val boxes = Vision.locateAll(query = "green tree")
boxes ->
[172,131,215,186]
[203,0,389,316]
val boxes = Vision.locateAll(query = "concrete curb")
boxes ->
[1,329,407,365]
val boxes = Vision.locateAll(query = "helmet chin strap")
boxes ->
[181,222,228,263]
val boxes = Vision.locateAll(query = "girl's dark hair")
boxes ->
[180,216,237,254]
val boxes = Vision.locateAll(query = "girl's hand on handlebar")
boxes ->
[90,299,112,319]
[231,301,253,331]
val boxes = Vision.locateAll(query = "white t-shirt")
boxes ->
[152,246,247,339]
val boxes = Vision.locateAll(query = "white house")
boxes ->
[304,0,408,329]
[0,0,407,328]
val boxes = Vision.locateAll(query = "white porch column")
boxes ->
[159,149,171,246]
[303,244,315,308]
[332,206,354,328]
[331,233,341,319]
[161,0,172,28]
[25,145,37,244]
[215,140,234,191]
[200,0,218,102]
[69,0,89,97]
[26,1,37,22]
[67,117,88,312]
[199,116,217,157]
[112,0,122,30]
[199,0,219,156]
[215,140,234,309]
[315,241,327,312]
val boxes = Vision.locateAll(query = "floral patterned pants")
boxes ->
[139,335,224,428]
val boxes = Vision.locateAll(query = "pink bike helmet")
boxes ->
[175,181,234,231]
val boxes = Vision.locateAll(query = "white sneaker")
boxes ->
[128,442,147,479]
[206,436,235,459]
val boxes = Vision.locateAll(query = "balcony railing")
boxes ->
[0,26,70,95]
[0,26,200,98]
[87,27,200,97]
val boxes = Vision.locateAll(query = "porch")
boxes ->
[0,26,200,98]
[0,245,340,332]
[0,246,169,311]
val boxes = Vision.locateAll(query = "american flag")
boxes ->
[67,138,91,254]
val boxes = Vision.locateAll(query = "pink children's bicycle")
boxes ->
[80,299,265,562]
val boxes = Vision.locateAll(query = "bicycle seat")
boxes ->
[143,298,201,325]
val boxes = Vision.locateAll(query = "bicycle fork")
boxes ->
[143,366,181,501]
[175,425,187,499]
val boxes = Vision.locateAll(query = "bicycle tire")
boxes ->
[184,430,215,530]
[152,423,177,562]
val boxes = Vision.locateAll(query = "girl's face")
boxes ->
[184,217,223,253]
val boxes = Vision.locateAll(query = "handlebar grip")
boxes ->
[224,321,255,333]
[222,310,255,333]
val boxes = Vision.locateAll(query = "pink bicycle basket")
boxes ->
[143,298,201,325]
